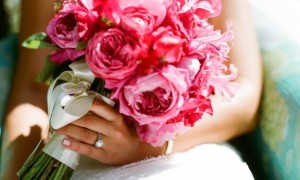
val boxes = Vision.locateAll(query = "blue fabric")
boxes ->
[246,41,300,180]
[0,34,18,140]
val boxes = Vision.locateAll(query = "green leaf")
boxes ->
[101,16,114,27]
[76,41,87,50]
[53,2,62,14]
[91,78,112,98]
[35,57,59,84]
[22,32,60,50]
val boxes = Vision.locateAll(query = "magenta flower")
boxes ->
[135,27,185,75]
[46,4,97,49]
[76,0,122,27]
[151,27,185,64]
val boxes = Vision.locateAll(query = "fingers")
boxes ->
[62,137,106,160]
[56,124,100,145]
[56,112,119,147]
[56,98,134,165]
[71,114,113,135]
[90,98,122,122]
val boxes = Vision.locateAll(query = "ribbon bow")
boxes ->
[42,60,113,169]
[47,60,97,129]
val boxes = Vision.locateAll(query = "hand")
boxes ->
[56,98,166,165]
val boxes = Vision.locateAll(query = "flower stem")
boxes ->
[22,152,49,179]
[32,153,52,179]
[38,158,57,180]
[17,151,43,178]
[48,161,67,180]
[18,152,73,180]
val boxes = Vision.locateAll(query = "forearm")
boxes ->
[172,0,262,153]
[8,0,57,110]
[1,0,55,178]
[173,82,260,152]
[8,0,56,110]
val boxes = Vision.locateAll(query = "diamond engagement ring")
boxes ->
[95,133,104,148]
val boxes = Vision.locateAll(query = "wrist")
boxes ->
[138,139,168,159]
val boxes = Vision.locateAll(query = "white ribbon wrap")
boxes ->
[42,60,114,169]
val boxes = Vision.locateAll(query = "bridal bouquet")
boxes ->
[18,0,238,179]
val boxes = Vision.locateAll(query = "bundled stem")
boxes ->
[17,151,73,180]
[17,78,109,179]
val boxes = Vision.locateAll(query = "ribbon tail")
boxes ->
[42,133,80,170]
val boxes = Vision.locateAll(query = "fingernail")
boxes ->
[63,139,71,146]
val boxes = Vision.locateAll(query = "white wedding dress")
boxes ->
[72,144,253,180]
[71,0,300,179]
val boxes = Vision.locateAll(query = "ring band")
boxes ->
[95,133,104,148]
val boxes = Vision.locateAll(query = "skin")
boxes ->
[1,0,262,178]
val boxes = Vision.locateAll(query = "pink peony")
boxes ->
[85,28,139,81]
[118,0,170,26]
[121,6,157,39]
[134,95,212,146]
[117,65,190,125]
[46,4,97,49]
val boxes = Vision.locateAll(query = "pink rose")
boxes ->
[121,6,156,39]
[135,102,210,146]
[86,28,139,81]
[46,4,97,49]
[118,0,170,26]
[131,66,213,146]
[116,65,190,125]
